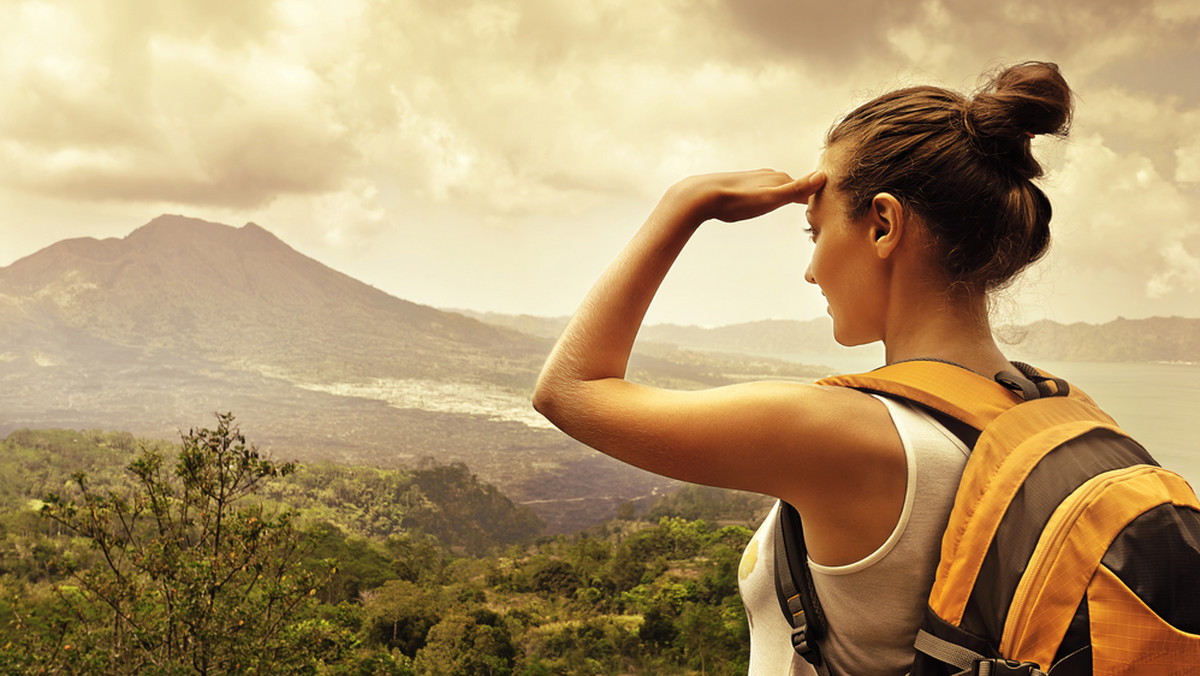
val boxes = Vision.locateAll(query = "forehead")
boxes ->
[810,146,849,213]
[817,144,847,185]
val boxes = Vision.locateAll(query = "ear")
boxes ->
[867,192,905,259]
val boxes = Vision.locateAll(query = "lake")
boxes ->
[783,350,1200,490]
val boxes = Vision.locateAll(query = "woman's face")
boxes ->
[804,148,889,347]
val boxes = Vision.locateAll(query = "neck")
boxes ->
[881,285,1012,378]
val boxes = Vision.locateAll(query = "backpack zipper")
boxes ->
[999,464,1152,656]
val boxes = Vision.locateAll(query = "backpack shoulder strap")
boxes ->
[817,360,1023,431]
[773,501,833,676]
[773,361,1014,669]
[816,360,1103,426]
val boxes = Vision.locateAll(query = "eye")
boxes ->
[803,226,817,241]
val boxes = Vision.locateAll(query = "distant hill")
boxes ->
[463,311,1200,365]
[452,311,572,341]
[1001,317,1200,363]
[454,311,852,358]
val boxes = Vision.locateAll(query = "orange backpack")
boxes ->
[778,361,1200,675]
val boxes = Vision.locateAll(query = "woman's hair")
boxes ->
[826,61,1073,291]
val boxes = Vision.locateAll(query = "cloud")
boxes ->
[5,0,1198,214]
[1047,134,1199,300]
[0,0,360,208]
[2,0,1200,324]
[313,0,836,223]
[1038,80,1200,309]
[1173,105,1200,182]
[713,0,914,65]
[1178,147,1200,183]
[1148,241,1200,298]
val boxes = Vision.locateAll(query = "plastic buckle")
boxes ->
[973,658,1042,675]
[791,626,819,662]
[791,626,810,654]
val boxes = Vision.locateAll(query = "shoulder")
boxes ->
[684,381,906,506]
[535,375,906,507]
[777,386,911,564]
[772,385,906,502]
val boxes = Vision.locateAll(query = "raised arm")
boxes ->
[536,169,824,390]
[531,168,908,563]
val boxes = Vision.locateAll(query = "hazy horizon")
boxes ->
[2,1,1198,327]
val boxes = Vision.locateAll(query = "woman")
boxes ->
[533,62,1073,675]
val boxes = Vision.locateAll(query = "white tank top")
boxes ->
[737,395,970,675]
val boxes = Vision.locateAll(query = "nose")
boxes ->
[804,262,816,285]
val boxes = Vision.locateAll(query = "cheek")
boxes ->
[808,241,844,294]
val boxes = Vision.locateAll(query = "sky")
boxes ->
[1,0,1198,328]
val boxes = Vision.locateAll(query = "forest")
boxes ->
[0,415,773,675]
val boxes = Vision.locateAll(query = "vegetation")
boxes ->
[0,419,766,674]
[14,414,329,674]
[264,460,544,555]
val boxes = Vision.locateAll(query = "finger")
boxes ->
[761,171,819,204]
[792,169,820,200]
[788,170,827,204]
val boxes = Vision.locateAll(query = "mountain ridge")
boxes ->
[459,310,1200,364]
[1,215,544,383]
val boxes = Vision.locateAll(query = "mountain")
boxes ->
[0,215,544,384]
[0,216,684,533]
[1000,317,1200,363]
[0,216,828,534]
[463,311,1200,365]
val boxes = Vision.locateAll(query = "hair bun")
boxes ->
[965,61,1073,178]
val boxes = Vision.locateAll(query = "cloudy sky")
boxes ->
[1,0,1198,327]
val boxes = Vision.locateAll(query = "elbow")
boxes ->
[532,371,574,428]
[531,385,548,418]
[531,375,557,421]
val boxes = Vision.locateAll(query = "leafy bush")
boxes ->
[12,414,332,674]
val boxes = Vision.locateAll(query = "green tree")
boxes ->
[404,462,544,554]
[535,617,638,674]
[638,605,678,652]
[615,501,636,521]
[24,413,331,674]
[361,579,441,657]
[307,522,400,604]
[415,609,519,676]
[605,542,648,593]
[531,559,580,596]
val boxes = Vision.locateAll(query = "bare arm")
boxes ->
[535,169,825,399]
[532,170,904,561]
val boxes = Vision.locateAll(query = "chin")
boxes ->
[832,328,880,348]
